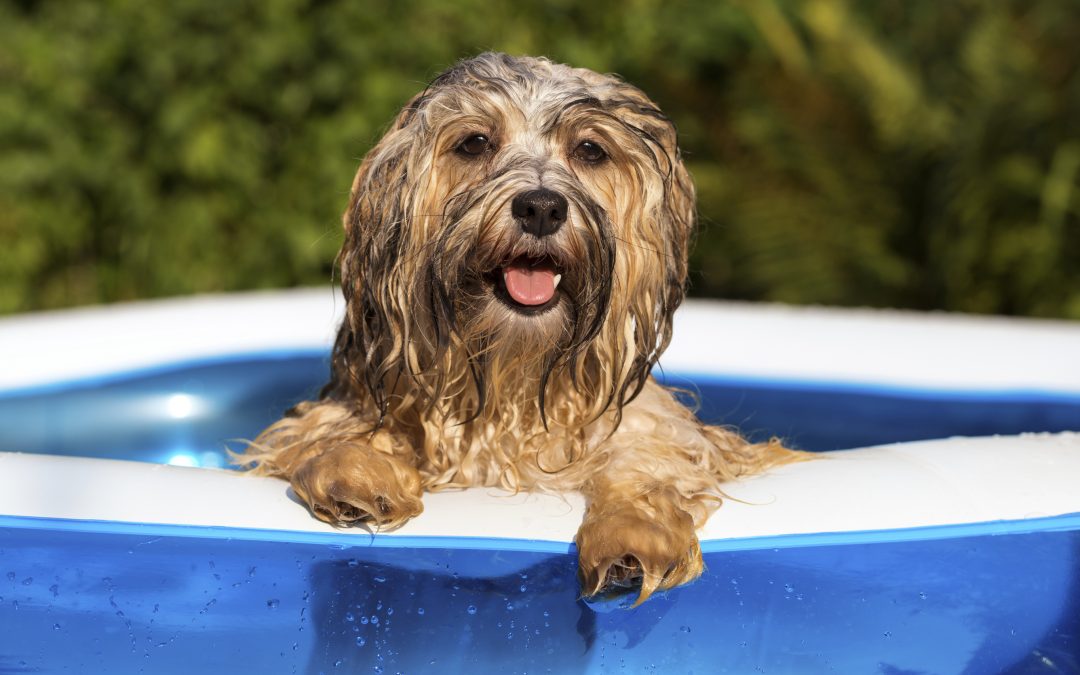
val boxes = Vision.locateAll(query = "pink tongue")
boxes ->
[502,265,556,306]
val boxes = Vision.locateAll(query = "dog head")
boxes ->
[328,53,695,427]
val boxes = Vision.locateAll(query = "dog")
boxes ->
[239,53,795,605]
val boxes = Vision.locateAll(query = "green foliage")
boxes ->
[1,0,1077,317]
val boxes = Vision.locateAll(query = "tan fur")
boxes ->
[236,53,802,605]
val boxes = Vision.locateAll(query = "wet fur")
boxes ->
[237,53,798,605]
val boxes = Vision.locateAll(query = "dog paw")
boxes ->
[290,445,423,529]
[575,502,703,606]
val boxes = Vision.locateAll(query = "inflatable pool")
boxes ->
[1,290,1078,673]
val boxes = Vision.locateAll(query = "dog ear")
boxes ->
[605,90,696,413]
[322,93,429,418]
[652,119,695,356]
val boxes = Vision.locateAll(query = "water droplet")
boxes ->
[416,607,425,616]
[918,592,927,600]
[266,599,280,609]
[52,623,61,631]
[5,572,14,582]
[334,659,343,668]
[21,577,32,586]
[345,612,355,622]
[883,631,892,638]
[361,616,369,625]
[373,575,386,584]
[505,602,514,611]
[679,625,691,633]
[466,605,477,615]
[386,607,393,616]
[784,584,793,594]
[347,559,359,568]
[371,616,379,625]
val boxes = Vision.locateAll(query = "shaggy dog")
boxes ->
[239,53,795,605]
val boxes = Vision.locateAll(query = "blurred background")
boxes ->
[1,0,1077,318]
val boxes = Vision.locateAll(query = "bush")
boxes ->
[1,0,1077,317]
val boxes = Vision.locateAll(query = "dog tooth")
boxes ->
[553,274,562,289]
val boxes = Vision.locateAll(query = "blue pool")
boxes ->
[1,293,1078,673]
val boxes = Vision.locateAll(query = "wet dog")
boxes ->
[239,53,795,604]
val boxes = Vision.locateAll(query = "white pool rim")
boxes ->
[1,432,1079,551]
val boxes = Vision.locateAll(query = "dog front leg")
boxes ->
[574,453,711,606]
[239,401,423,529]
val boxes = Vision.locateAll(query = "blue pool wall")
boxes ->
[1,513,1078,674]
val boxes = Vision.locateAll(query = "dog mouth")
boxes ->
[490,255,564,312]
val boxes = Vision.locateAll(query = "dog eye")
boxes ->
[574,140,609,164]
[573,140,607,163]
[457,134,491,157]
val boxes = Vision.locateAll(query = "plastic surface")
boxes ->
[1,515,1077,674]
[4,435,1080,545]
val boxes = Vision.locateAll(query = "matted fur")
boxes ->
[238,53,799,605]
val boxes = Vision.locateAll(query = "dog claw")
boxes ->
[607,555,645,588]
[595,555,648,595]
[334,501,365,521]
[308,497,367,524]
[306,490,422,529]
[581,554,673,606]
[374,495,392,516]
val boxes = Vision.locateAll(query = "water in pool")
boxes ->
[2,352,1078,465]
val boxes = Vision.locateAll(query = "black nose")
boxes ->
[511,189,568,237]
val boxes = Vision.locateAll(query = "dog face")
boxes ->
[329,53,695,427]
